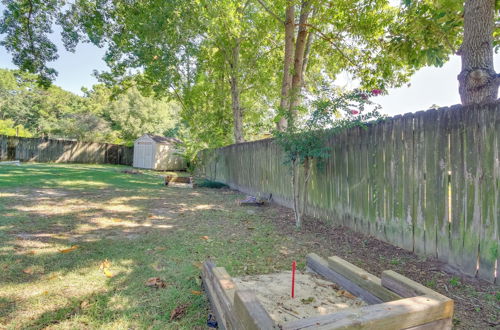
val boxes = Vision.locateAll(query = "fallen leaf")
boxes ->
[145,277,167,289]
[339,290,356,299]
[112,218,122,223]
[192,261,203,270]
[22,267,34,275]
[191,290,202,295]
[200,236,209,240]
[26,250,36,255]
[170,303,189,321]
[99,259,111,270]
[104,269,114,278]
[59,245,79,253]
[80,300,90,309]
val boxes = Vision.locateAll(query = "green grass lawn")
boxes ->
[1,163,498,329]
[0,163,292,329]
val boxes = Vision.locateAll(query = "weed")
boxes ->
[389,258,401,266]
[449,276,461,287]
[425,279,437,289]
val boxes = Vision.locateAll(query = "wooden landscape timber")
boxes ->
[164,175,192,185]
[201,254,453,330]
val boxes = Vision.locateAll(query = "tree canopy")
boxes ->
[1,0,498,148]
[0,68,180,145]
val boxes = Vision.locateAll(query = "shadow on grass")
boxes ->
[0,178,282,328]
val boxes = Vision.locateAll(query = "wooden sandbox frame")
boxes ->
[202,253,453,329]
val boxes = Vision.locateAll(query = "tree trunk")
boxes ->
[292,158,302,228]
[288,0,312,128]
[292,157,312,229]
[458,0,499,105]
[277,2,295,131]
[229,40,244,143]
[301,28,314,81]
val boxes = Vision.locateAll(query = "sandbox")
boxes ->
[201,253,454,329]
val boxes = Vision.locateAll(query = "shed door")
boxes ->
[134,142,153,168]
[144,143,153,168]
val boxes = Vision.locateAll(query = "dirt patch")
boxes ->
[233,271,366,326]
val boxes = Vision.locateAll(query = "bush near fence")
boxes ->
[198,101,500,285]
[0,135,133,165]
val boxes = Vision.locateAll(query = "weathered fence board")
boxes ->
[0,136,133,165]
[198,101,500,284]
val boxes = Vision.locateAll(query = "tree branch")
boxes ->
[255,0,285,25]
[298,23,358,68]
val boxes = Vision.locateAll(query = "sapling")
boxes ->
[274,88,384,228]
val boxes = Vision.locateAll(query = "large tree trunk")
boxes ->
[458,0,499,105]
[277,2,295,131]
[288,0,312,128]
[229,40,244,143]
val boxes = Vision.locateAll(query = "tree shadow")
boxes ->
[0,184,251,328]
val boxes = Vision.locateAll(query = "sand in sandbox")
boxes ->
[233,271,366,326]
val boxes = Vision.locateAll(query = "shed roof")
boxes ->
[144,134,181,145]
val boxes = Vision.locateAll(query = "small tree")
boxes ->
[274,88,384,228]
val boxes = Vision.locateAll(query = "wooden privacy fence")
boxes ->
[0,135,133,165]
[198,101,500,284]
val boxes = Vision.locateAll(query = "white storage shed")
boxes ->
[133,134,186,170]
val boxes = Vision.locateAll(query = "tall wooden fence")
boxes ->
[198,101,500,284]
[0,136,133,165]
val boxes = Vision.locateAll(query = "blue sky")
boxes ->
[0,29,499,117]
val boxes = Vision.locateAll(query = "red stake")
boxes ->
[291,260,296,298]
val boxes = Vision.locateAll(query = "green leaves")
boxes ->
[274,88,384,166]
[0,0,63,87]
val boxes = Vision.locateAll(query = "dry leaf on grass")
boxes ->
[99,259,111,270]
[26,250,36,255]
[59,245,79,253]
[170,303,189,321]
[112,218,122,223]
[191,290,202,295]
[22,267,34,275]
[104,269,114,278]
[200,236,209,240]
[145,277,167,289]
[192,261,203,270]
